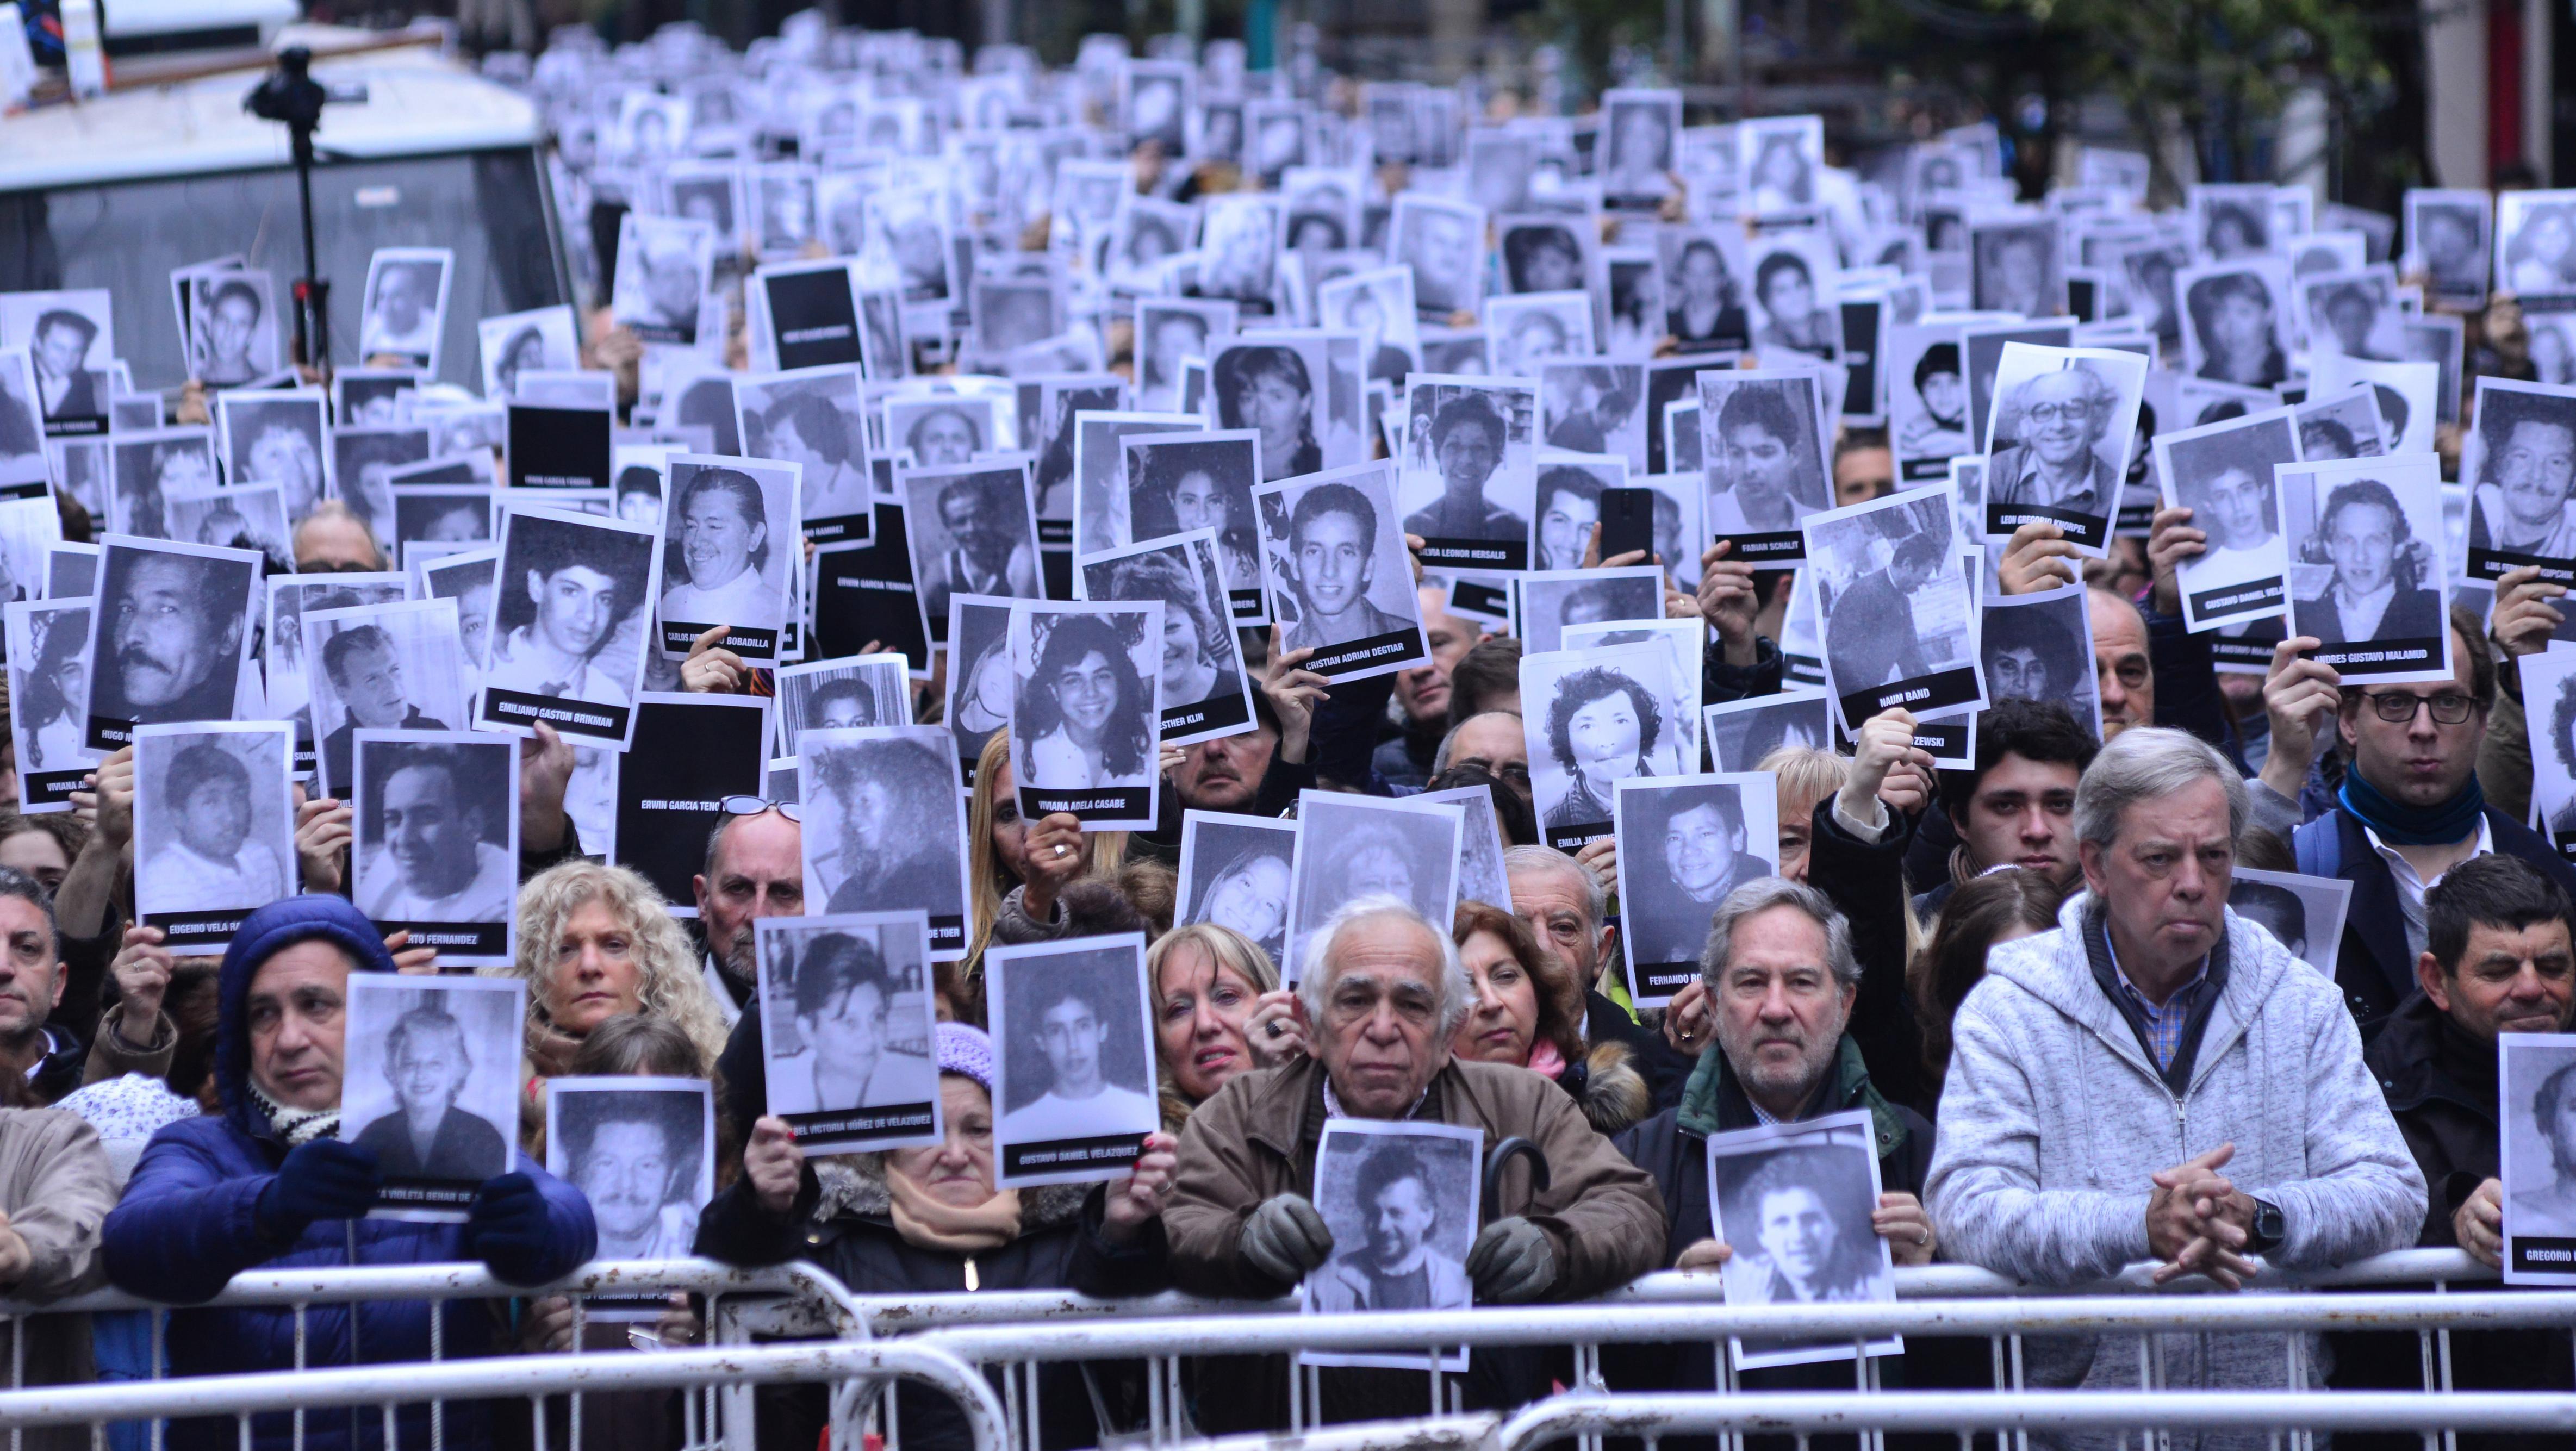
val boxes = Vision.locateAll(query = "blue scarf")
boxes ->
[2339,769,2486,847]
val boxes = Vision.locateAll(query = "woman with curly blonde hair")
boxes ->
[487,861,734,1141]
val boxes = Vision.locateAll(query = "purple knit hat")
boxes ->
[935,1022,996,1094]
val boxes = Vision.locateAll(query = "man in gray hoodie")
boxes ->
[1926,726,2424,1430]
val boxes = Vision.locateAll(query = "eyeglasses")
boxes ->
[719,795,804,822]
[2361,690,2479,725]
[2021,401,2096,424]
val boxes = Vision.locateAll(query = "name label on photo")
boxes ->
[2512,1236,2576,1273]
[376,919,506,957]
[1909,718,1972,765]
[2466,546,2576,587]
[1022,784,1150,823]
[1712,530,1804,564]
[1451,579,1510,620]
[1628,960,1698,995]
[1038,520,1074,548]
[1545,821,1612,854]
[378,1176,478,1211]
[1985,503,2107,551]
[484,689,632,743]
[1227,586,1265,622]
[2187,576,2286,621]
[142,908,258,950]
[1899,457,1952,483]
[1162,689,1251,741]
[22,768,86,810]
[803,511,872,547]
[1839,664,1981,727]
[661,619,780,661]
[0,479,47,503]
[1784,652,1826,688]
[1003,1130,1149,1176]
[1417,537,1530,571]
[1298,626,1427,679]
[786,1101,937,1148]
[85,714,135,753]
[2306,633,2441,676]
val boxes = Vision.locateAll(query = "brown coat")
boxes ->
[1166,1055,1666,1303]
[0,1107,118,1451]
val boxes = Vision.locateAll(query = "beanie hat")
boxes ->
[934,1022,995,1094]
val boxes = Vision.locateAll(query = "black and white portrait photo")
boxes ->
[1887,325,1971,482]
[1413,782,1513,911]
[1969,215,2064,319]
[1198,194,1283,310]
[1742,234,1841,366]
[1177,810,1298,966]
[1963,320,2077,456]
[1210,340,1328,484]
[478,506,660,749]
[353,732,518,964]
[1604,246,1664,358]
[0,351,47,491]
[1079,530,1256,744]
[1134,298,1236,414]
[330,425,433,552]
[1614,773,1782,1004]
[131,722,294,948]
[2497,191,2576,300]
[755,912,942,1150]
[775,655,911,760]
[2178,259,2292,390]
[799,725,971,957]
[944,594,1015,780]
[2227,866,2351,980]
[2405,188,2493,310]
[986,932,1160,1185]
[2465,379,2576,582]
[0,494,57,606]
[1486,292,1594,377]
[2300,267,2405,362]
[181,270,279,389]
[391,486,493,561]
[1513,566,1662,656]
[108,427,218,539]
[887,394,1001,470]
[1113,429,1265,619]
[1658,227,1753,356]
[1495,215,1593,300]
[343,975,522,1215]
[657,454,796,660]
[2153,403,2301,630]
[2499,1032,2576,1284]
[1283,790,1464,977]
[1982,584,2105,740]
[1541,362,1649,475]
[1738,116,1822,216]
[545,1076,714,1279]
[1318,268,1419,392]
[1301,1119,1482,1366]
[1702,689,1832,773]
[2293,383,2392,461]
[750,163,819,259]
[1526,458,1626,575]
[1804,486,1985,728]
[2281,453,2453,681]
[163,477,288,574]
[903,459,1042,646]
[1707,1109,1902,1369]
[1981,343,2148,555]
[2,291,112,438]
[266,572,408,747]
[1561,618,1704,769]
[1251,460,1430,680]
[477,306,580,401]
[612,214,717,348]
[972,275,1065,362]
[1007,600,1162,829]
[1519,639,1691,850]
[80,535,259,751]
[1388,195,1486,319]
[1398,377,1537,571]
[1701,371,1830,561]
[1600,88,1682,203]
[6,601,100,811]
[301,597,468,799]
[2520,649,2576,853]
[2310,353,2441,457]
[358,248,453,374]
[736,366,872,544]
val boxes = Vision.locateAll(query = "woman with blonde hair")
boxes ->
[1147,921,1300,1129]
[489,860,734,1139]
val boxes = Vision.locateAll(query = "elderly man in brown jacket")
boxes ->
[1165,895,1665,1427]
[0,1100,120,1451]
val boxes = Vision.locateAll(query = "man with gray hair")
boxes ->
[1987,365,2120,523]
[1928,727,2423,1410]
[1504,844,1693,1110]
[1163,895,1663,1425]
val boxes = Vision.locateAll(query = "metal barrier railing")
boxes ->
[0,1250,2556,1451]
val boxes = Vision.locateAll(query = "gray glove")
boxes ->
[1239,1193,1335,1286]
[1465,1217,1557,1303]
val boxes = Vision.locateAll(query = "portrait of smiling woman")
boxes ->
[1541,664,1667,831]
[1216,345,1322,483]
[1016,611,1156,791]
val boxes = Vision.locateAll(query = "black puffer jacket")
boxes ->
[694,1154,1168,1451]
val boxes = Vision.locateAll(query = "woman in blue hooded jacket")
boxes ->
[102,895,597,1451]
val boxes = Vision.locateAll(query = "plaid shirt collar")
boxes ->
[2103,923,2212,1073]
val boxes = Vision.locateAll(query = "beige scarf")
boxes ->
[886,1166,1023,1255]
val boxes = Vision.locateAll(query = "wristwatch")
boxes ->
[2247,1198,2285,1256]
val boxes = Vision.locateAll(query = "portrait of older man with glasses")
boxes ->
[1987,364,2121,524]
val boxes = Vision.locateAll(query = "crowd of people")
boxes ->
[6,13,2576,1451]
